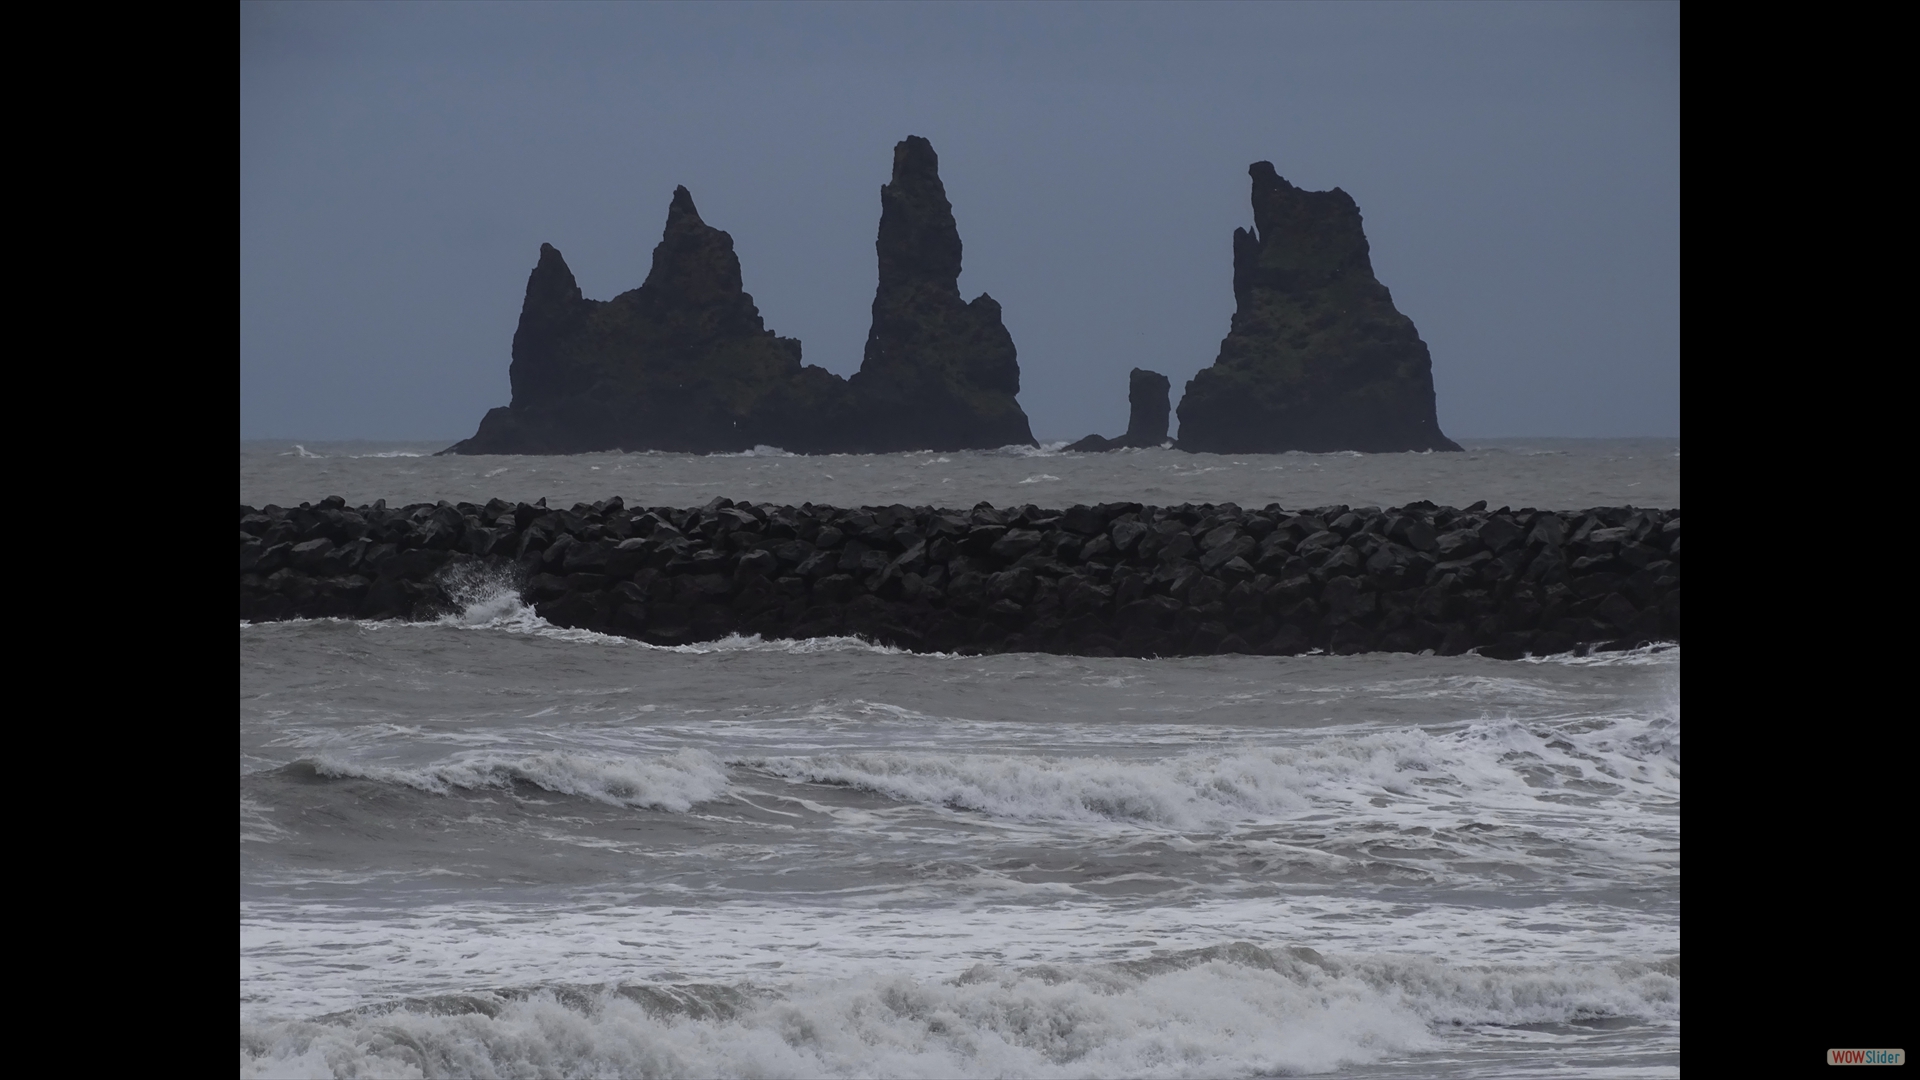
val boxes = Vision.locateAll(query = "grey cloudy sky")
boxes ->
[240,1,1677,443]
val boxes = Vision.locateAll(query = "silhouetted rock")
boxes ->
[445,138,1032,455]
[1123,368,1172,446]
[1069,368,1172,451]
[844,136,1036,451]
[1176,163,1461,454]
[446,188,849,454]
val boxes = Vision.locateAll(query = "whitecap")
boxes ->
[292,747,732,812]
[238,943,1675,1079]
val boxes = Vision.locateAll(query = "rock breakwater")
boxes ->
[240,498,1678,659]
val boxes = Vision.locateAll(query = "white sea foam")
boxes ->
[295,588,938,657]
[240,894,1679,1024]
[744,712,1680,833]
[238,943,1675,1079]
[682,633,928,656]
[438,596,924,657]
[428,565,640,644]
[298,747,731,812]
[422,567,944,656]
[750,747,1321,828]
[1521,642,1680,666]
[996,442,1068,458]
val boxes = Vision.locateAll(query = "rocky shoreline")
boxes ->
[240,497,1678,659]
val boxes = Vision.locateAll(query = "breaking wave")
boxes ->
[744,713,1679,831]
[239,943,1676,1079]
[285,748,731,813]
[425,565,928,655]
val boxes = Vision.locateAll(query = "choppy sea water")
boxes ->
[239,438,1678,513]
[240,441,1677,1078]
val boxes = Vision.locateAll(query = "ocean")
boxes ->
[240,438,1679,1079]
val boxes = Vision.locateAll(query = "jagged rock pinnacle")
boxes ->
[443,138,1035,455]
[848,136,1034,451]
[1175,162,1461,454]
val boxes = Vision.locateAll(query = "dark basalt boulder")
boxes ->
[1175,162,1461,454]
[844,136,1036,451]
[445,137,1032,456]
[1067,369,1172,451]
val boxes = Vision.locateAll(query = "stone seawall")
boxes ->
[239,497,1679,659]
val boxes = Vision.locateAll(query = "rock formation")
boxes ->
[1067,369,1172,451]
[445,187,849,455]
[844,136,1036,451]
[1175,163,1462,454]
[444,137,1033,455]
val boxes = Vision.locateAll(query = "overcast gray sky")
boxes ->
[240,2,1677,443]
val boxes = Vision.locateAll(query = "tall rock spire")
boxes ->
[873,136,964,295]
[506,243,597,409]
[850,136,1035,451]
[1176,162,1461,453]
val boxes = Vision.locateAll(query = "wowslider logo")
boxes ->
[1829,1049,1905,1066]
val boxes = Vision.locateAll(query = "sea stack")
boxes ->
[1175,163,1461,454]
[446,138,1032,455]
[445,187,847,454]
[845,136,1036,451]
[1067,368,1172,451]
